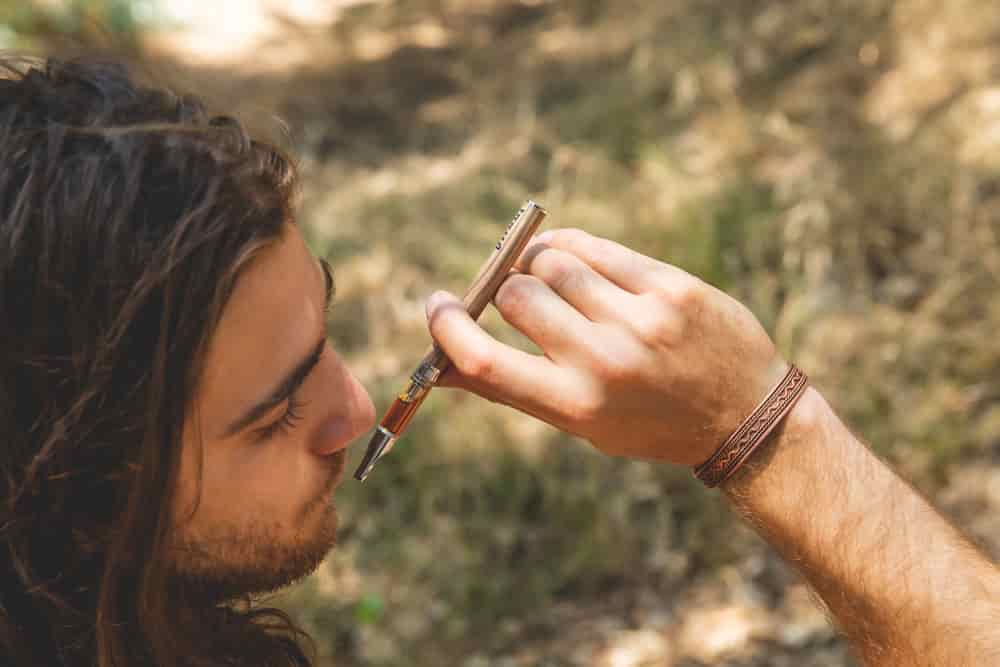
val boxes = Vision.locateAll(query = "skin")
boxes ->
[162,219,1000,663]
[169,223,375,601]
[425,227,1000,666]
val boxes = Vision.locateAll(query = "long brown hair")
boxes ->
[0,56,314,666]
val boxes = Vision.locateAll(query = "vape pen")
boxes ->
[354,200,548,481]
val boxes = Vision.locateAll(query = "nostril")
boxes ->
[312,417,355,457]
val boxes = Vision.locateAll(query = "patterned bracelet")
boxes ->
[694,365,809,488]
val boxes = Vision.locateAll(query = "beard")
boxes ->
[168,455,344,604]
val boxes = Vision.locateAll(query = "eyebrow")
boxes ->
[222,258,336,438]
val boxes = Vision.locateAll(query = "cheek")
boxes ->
[219,446,316,513]
[173,435,316,533]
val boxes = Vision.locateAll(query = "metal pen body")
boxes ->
[354,201,548,481]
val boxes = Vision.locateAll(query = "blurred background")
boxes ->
[5,1,1000,665]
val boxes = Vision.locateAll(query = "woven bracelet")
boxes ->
[694,364,809,488]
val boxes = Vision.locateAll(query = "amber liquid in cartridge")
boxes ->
[354,201,548,482]
[376,359,442,446]
[381,389,426,435]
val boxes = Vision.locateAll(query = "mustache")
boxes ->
[303,448,347,515]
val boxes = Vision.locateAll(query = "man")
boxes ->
[0,56,996,667]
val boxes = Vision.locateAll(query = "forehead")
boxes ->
[195,224,322,435]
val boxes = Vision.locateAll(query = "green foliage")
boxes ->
[354,595,385,626]
[0,0,160,49]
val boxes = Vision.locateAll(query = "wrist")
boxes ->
[719,384,830,494]
[694,362,811,487]
[776,384,828,447]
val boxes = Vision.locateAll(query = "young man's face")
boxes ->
[170,223,375,600]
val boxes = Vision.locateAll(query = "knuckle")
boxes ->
[457,348,495,381]
[571,390,605,424]
[631,299,685,348]
[588,343,639,384]
[546,227,590,251]
[656,276,706,312]
[540,254,580,294]
[598,355,639,385]
[493,274,534,320]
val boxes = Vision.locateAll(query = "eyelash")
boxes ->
[321,258,336,315]
[255,393,307,442]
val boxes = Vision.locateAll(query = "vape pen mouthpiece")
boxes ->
[354,427,397,482]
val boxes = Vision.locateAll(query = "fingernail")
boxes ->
[535,230,554,243]
[426,290,455,318]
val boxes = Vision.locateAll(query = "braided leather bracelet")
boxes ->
[694,364,809,488]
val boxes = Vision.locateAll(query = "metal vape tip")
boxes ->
[353,427,397,482]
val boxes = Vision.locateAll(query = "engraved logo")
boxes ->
[496,205,526,250]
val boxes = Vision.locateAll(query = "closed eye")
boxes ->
[254,392,307,442]
[321,258,335,315]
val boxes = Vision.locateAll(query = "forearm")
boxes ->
[723,387,1000,666]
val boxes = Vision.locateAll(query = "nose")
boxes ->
[311,347,376,456]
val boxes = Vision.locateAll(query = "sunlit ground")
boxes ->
[147,0,368,68]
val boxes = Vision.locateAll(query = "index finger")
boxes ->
[524,228,682,294]
[425,290,581,423]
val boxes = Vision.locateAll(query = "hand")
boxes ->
[425,228,789,466]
